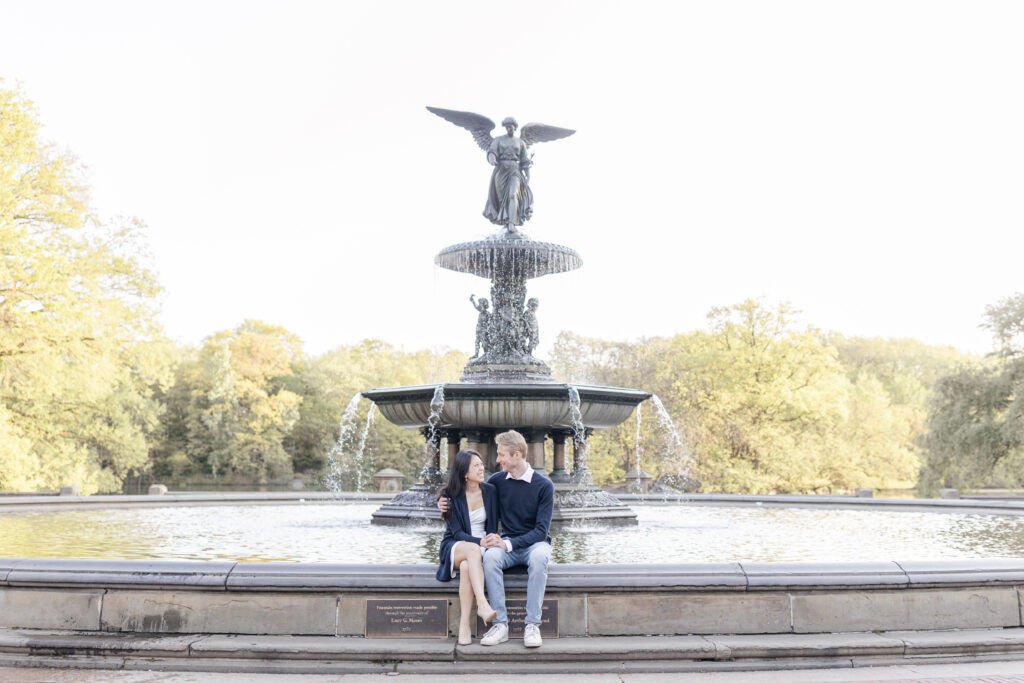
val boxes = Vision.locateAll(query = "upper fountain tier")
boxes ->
[437,231,582,384]
[434,233,582,280]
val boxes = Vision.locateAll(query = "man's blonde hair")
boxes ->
[495,429,527,459]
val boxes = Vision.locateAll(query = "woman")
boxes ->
[436,449,499,644]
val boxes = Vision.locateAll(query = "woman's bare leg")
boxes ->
[453,542,495,622]
[457,560,472,644]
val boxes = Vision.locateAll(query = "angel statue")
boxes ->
[427,106,575,233]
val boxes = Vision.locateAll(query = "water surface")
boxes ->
[2,503,1023,563]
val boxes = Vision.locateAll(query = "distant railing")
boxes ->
[0,491,59,497]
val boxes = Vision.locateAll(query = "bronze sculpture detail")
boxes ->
[426,107,575,233]
[470,295,491,359]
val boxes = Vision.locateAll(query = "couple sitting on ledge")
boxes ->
[435,429,554,648]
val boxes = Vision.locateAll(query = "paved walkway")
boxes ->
[3,661,1024,682]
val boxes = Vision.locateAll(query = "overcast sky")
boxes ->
[3,1,1022,358]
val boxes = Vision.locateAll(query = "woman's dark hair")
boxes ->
[437,449,482,523]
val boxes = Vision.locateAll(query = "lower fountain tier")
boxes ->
[361,383,650,431]
[370,482,637,528]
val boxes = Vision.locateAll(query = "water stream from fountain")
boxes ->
[324,393,361,491]
[352,404,377,493]
[647,394,697,494]
[324,393,371,493]
[633,402,643,493]
[419,385,446,482]
[567,385,592,488]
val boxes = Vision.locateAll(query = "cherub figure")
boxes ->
[470,295,491,359]
[523,298,540,356]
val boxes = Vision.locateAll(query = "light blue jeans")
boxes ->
[482,541,552,625]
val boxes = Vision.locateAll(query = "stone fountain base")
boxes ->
[369,477,637,528]
[551,483,637,526]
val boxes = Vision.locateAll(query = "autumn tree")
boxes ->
[552,300,963,493]
[284,340,468,488]
[0,81,170,493]
[150,321,305,483]
[919,293,1024,492]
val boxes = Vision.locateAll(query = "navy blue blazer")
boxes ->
[436,482,499,582]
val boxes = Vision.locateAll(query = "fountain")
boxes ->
[364,107,650,526]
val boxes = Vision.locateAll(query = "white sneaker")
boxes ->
[523,623,542,648]
[480,622,508,646]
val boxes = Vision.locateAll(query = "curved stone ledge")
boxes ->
[3,558,1024,675]
[7,490,1024,516]
[0,491,392,512]
[616,492,1024,516]
[3,557,1024,592]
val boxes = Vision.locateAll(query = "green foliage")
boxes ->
[0,81,171,493]
[151,321,305,483]
[553,300,968,493]
[149,336,469,490]
[918,293,1024,493]
[284,340,468,488]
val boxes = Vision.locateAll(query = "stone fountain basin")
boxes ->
[361,383,650,431]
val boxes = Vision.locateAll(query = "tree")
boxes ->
[551,300,954,493]
[284,340,468,488]
[167,321,304,483]
[0,81,170,493]
[919,293,1024,493]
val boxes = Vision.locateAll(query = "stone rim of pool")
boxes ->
[5,491,1024,673]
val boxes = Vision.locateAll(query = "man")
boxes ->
[439,429,554,648]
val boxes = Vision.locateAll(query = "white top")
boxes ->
[450,503,488,577]
[468,504,487,538]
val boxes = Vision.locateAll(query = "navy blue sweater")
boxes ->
[487,469,554,550]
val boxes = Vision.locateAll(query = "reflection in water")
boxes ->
[2,504,1024,564]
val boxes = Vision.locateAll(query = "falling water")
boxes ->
[633,402,643,493]
[566,385,591,487]
[648,394,698,494]
[419,385,446,481]
[567,385,586,447]
[324,393,376,493]
[352,404,377,493]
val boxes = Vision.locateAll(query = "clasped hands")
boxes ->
[480,533,505,549]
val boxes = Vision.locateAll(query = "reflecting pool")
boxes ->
[2,503,1024,563]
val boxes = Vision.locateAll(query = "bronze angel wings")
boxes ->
[426,106,575,149]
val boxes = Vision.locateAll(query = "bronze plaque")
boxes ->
[476,599,558,638]
[365,599,448,638]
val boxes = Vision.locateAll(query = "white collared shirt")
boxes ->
[505,462,535,483]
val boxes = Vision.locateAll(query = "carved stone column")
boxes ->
[523,429,549,477]
[444,429,462,470]
[484,431,498,474]
[462,430,489,475]
[548,429,569,483]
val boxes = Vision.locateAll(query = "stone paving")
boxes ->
[4,662,1024,682]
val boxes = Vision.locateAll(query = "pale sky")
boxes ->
[3,1,1022,359]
